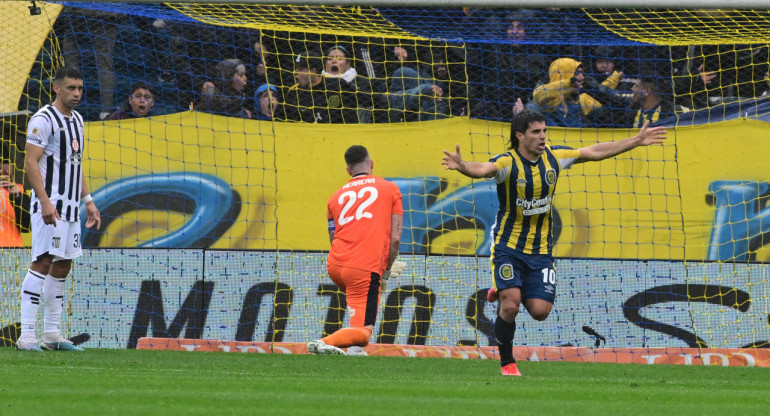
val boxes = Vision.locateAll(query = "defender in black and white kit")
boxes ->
[17,67,101,352]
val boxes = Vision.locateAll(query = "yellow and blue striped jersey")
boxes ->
[490,145,580,256]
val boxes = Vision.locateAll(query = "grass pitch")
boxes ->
[1,348,768,415]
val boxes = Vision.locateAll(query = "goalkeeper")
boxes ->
[307,145,404,355]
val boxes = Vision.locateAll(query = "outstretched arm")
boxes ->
[577,120,667,162]
[442,144,497,179]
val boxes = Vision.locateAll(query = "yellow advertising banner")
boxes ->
[0,1,61,113]
[82,113,770,262]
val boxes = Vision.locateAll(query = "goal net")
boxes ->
[1,2,768,364]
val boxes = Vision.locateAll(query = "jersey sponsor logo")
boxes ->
[327,218,335,231]
[517,196,553,216]
[27,134,42,144]
[522,205,551,216]
[516,196,552,210]
[516,178,526,184]
[545,169,557,186]
[499,263,513,280]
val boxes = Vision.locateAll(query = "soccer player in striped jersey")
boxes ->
[307,145,404,355]
[442,110,666,375]
[16,67,101,351]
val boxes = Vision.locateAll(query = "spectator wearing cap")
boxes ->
[285,50,330,123]
[106,81,157,120]
[322,45,375,123]
[253,83,284,120]
[198,58,252,118]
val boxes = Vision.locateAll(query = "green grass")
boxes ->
[1,348,768,415]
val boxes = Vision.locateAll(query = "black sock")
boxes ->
[494,315,517,366]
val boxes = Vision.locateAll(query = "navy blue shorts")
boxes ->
[491,249,556,304]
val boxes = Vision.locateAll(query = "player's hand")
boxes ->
[85,201,101,230]
[442,144,463,171]
[41,200,59,226]
[636,120,667,146]
[383,261,407,281]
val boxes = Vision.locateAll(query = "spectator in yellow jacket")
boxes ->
[530,57,622,127]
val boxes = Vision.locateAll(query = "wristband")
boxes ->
[82,194,93,204]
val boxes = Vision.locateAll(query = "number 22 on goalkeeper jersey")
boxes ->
[327,174,403,276]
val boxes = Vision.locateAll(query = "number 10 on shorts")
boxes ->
[541,268,555,284]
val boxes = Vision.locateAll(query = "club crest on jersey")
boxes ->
[71,139,80,152]
[499,263,514,280]
[545,169,556,186]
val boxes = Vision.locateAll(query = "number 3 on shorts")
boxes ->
[541,268,555,284]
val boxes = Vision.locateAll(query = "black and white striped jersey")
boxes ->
[26,104,85,222]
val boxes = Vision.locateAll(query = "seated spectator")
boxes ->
[529,57,623,127]
[197,58,251,118]
[387,45,448,122]
[322,45,374,123]
[106,81,157,120]
[0,142,29,247]
[284,51,330,123]
[253,84,285,120]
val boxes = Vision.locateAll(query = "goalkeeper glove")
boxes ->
[383,261,407,281]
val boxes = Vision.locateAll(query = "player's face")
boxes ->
[54,77,84,110]
[128,88,155,116]
[326,49,349,75]
[517,121,547,158]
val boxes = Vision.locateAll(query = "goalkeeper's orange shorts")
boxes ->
[327,262,381,327]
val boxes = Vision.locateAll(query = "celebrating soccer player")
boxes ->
[16,67,101,351]
[441,110,666,375]
[307,145,404,355]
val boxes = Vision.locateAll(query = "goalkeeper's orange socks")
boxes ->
[322,327,372,348]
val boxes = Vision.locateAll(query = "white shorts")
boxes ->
[30,213,83,262]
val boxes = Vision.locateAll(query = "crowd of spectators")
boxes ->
[43,6,770,128]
